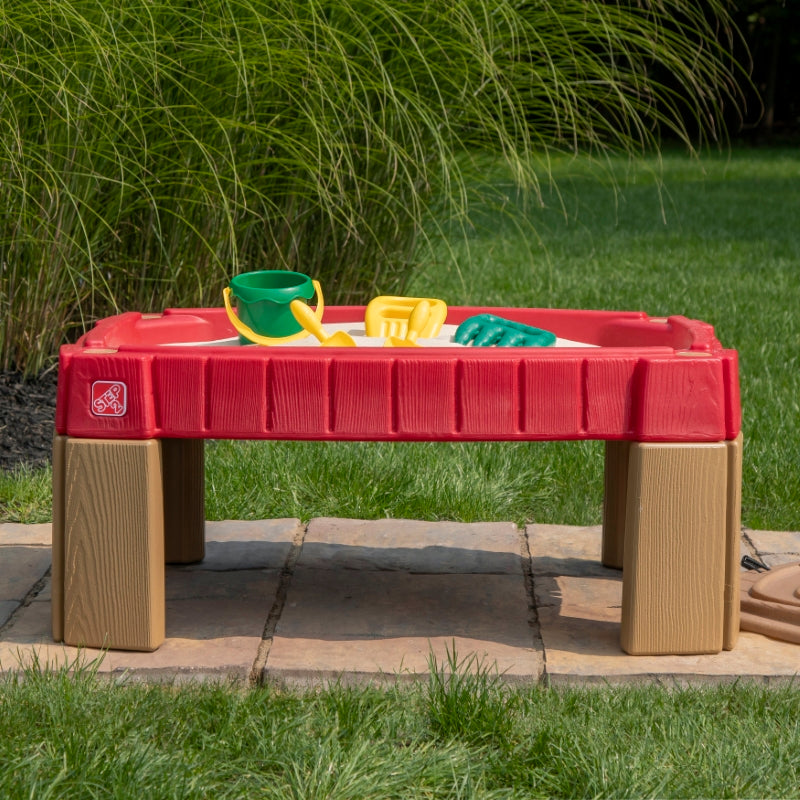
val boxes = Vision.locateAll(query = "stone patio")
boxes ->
[1,518,798,685]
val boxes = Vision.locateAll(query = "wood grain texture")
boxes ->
[724,434,743,650]
[583,356,639,437]
[330,360,393,434]
[63,439,165,651]
[51,434,66,642]
[521,358,583,435]
[635,358,726,440]
[162,438,205,564]
[269,358,329,434]
[152,354,207,435]
[722,352,742,440]
[395,359,457,435]
[206,358,267,435]
[621,442,727,655]
[64,354,157,438]
[458,360,517,435]
[601,440,630,569]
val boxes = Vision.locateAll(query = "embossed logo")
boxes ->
[91,381,127,417]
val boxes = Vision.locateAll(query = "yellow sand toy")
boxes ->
[383,299,432,347]
[289,299,356,347]
[365,295,447,341]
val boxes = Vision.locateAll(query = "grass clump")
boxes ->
[0,464,52,524]
[425,644,517,747]
[1,0,743,373]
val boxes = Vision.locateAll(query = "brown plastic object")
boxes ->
[748,563,800,606]
[620,442,728,655]
[62,438,166,651]
[740,562,800,644]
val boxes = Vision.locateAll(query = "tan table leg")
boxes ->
[723,433,743,650]
[62,438,165,651]
[162,438,205,564]
[601,440,631,569]
[621,441,728,655]
[51,435,67,642]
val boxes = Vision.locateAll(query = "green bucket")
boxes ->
[229,270,316,340]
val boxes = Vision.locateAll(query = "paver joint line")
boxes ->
[248,521,307,686]
[518,526,547,680]
[0,566,51,638]
[262,518,544,685]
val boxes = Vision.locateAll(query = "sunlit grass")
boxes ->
[204,439,594,526]
[2,654,800,798]
[409,147,800,530]
[0,464,52,524]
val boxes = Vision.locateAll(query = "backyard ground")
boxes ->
[0,370,58,471]
[2,146,800,800]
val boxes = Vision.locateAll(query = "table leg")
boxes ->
[51,435,66,642]
[162,438,205,564]
[602,440,631,569]
[621,441,728,655]
[62,438,165,651]
[723,433,743,650]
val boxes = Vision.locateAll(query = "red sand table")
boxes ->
[52,306,743,656]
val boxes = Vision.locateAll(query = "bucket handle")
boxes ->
[223,279,324,345]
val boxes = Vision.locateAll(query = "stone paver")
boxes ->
[745,529,800,568]
[0,529,51,626]
[0,519,300,682]
[1,580,272,682]
[1,517,799,685]
[0,522,52,546]
[0,546,51,602]
[298,517,525,574]
[529,524,800,685]
[0,601,18,629]
[265,518,542,686]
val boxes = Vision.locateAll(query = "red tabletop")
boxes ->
[56,306,740,442]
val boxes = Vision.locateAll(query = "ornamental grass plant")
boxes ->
[1,0,742,373]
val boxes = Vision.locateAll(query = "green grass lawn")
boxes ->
[409,146,800,531]
[2,654,800,799]
[2,147,799,530]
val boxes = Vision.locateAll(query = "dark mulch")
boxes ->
[0,369,59,472]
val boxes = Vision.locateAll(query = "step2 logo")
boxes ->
[91,381,127,417]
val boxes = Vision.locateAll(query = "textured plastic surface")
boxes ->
[57,306,741,442]
[741,564,800,644]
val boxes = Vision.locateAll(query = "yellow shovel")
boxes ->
[383,300,431,347]
[289,300,356,347]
